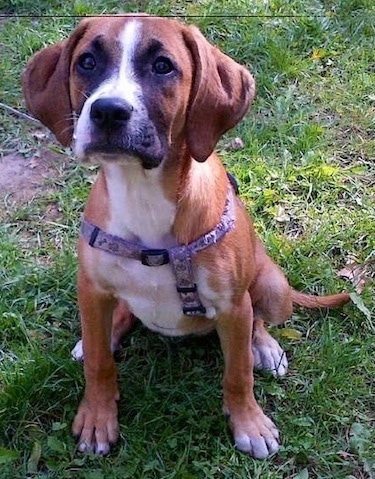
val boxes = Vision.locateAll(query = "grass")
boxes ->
[0,1,374,478]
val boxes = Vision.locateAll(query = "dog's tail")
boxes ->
[291,289,351,309]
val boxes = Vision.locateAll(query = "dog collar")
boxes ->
[80,186,235,317]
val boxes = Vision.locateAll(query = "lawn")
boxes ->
[0,1,374,478]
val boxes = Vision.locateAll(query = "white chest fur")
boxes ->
[93,163,218,335]
[105,163,177,248]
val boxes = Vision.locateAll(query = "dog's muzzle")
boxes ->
[84,97,166,169]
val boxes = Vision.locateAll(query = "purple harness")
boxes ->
[80,186,236,317]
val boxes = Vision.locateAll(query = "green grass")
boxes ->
[0,1,374,478]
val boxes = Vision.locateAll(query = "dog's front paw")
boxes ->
[252,331,288,377]
[231,409,279,459]
[72,397,119,455]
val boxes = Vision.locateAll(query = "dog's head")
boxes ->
[22,15,255,167]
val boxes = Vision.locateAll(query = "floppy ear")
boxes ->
[22,40,73,146]
[21,21,89,146]
[183,26,255,162]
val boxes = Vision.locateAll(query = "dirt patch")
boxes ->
[0,148,65,206]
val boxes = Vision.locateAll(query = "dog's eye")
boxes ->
[152,57,174,75]
[78,53,96,71]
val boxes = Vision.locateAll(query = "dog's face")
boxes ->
[70,17,194,169]
[22,15,255,167]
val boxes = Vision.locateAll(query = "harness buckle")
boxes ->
[141,249,169,267]
[176,284,198,293]
[183,305,207,316]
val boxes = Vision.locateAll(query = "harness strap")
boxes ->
[80,185,235,317]
[169,248,206,316]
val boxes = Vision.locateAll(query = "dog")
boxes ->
[22,15,350,459]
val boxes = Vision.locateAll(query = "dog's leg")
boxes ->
[217,294,279,459]
[250,248,293,377]
[111,300,137,352]
[71,300,136,361]
[72,272,119,455]
[252,319,288,377]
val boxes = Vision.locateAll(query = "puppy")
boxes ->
[22,15,350,459]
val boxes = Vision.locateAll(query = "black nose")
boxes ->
[90,98,133,129]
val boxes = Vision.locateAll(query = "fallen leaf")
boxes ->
[337,260,370,293]
[227,137,245,150]
[32,130,47,140]
[311,49,324,60]
[275,205,290,223]
[280,328,303,341]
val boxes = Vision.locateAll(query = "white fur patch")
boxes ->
[74,20,142,159]
[105,163,177,247]
[71,339,83,361]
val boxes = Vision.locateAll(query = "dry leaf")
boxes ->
[337,260,370,294]
[275,205,290,223]
[227,137,245,150]
[32,130,47,140]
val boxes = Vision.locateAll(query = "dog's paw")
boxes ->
[252,332,288,377]
[71,339,84,361]
[232,411,279,459]
[71,336,124,362]
[72,397,119,455]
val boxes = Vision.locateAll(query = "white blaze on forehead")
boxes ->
[94,19,142,101]
[117,20,141,87]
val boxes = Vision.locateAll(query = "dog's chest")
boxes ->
[113,257,181,328]
[100,253,217,336]
[96,165,218,335]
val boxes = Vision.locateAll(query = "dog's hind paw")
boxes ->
[252,342,288,377]
[71,339,84,361]
[71,335,125,362]
[252,328,288,377]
